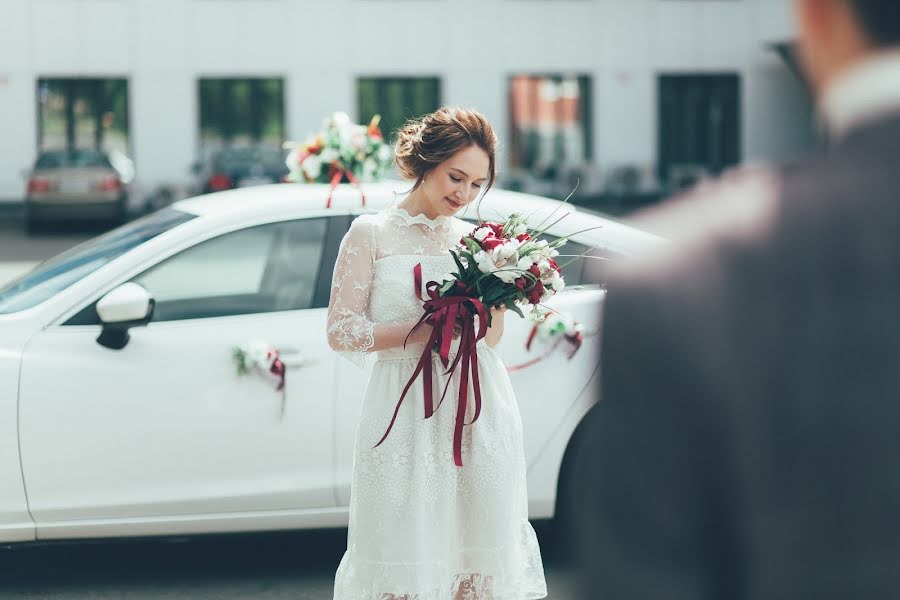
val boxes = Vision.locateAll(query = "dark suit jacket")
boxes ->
[574,115,900,600]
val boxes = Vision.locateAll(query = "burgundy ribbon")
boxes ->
[324,165,366,208]
[373,263,488,467]
[506,325,584,373]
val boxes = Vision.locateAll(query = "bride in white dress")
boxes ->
[328,107,547,600]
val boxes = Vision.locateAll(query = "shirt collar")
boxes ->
[819,49,900,140]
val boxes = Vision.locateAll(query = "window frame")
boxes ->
[63,214,348,326]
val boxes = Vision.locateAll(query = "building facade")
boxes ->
[0,0,810,204]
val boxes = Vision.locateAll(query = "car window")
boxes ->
[212,147,286,171]
[0,208,196,315]
[130,218,329,322]
[35,149,112,169]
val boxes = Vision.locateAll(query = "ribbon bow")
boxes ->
[373,263,488,467]
[324,165,366,209]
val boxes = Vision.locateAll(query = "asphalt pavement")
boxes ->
[0,521,578,599]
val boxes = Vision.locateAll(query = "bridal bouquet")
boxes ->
[284,112,393,207]
[450,213,567,320]
[375,210,586,467]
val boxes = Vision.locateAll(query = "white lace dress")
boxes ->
[328,204,547,600]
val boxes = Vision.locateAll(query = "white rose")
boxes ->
[474,250,495,274]
[302,155,322,179]
[329,112,351,129]
[320,148,339,164]
[516,256,533,272]
[496,240,520,263]
[550,272,565,292]
[473,227,491,242]
[285,148,300,171]
[538,259,552,274]
[493,269,520,284]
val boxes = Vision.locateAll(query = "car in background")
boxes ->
[0,181,660,546]
[24,149,132,233]
[194,145,289,194]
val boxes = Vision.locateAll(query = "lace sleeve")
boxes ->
[327,216,377,368]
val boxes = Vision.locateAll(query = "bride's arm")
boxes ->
[326,217,434,366]
[484,306,507,348]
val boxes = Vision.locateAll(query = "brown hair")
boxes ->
[393,106,498,193]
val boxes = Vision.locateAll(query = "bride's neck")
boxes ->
[398,188,441,220]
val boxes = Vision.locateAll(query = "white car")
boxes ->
[0,181,659,545]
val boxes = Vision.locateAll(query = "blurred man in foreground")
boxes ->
[575,1,900,598]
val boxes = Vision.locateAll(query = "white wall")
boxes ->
[0,0,801,202]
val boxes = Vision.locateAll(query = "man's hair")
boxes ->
[847,0,900,46]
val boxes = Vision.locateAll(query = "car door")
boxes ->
[493,236,611,466]
[18,216,342,530]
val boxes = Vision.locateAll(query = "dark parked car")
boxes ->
[195,146,289,194]
[24,149,131,233]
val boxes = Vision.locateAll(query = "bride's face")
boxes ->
[421,144,490,218]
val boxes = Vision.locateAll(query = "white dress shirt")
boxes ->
[819,50,900,140]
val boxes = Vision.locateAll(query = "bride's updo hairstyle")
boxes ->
[394,106,498,193]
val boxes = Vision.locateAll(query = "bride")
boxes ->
[328,106,547,600]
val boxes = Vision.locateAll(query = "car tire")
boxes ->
[23,203,39,235]
[114,194,128,226]
[553,405,597,563]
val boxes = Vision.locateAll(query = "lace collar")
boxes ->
[385,203,452,230]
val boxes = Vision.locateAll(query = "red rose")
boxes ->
[526,281,545,305]
[481,237,504,251]
[549,258,560,272]
[528,264,541,278]
[516,233,531,243]
[485,222,504,237]
[515,277,527,292]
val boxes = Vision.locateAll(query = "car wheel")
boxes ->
[554,406,597,563]
[23,203,39,235]
[114,194,128,226]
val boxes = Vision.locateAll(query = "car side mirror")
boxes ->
[95,282,155,350]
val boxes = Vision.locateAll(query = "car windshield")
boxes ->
[35,149,113,169]
[0,208,196,315]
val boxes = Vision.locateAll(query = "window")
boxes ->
[198,78,285,160]
[37,78,130,156]
[357,77,441,144]
[1,209,196,317]
[508,75,593,180]
[658,73,741,192]
[130,218,328,322]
